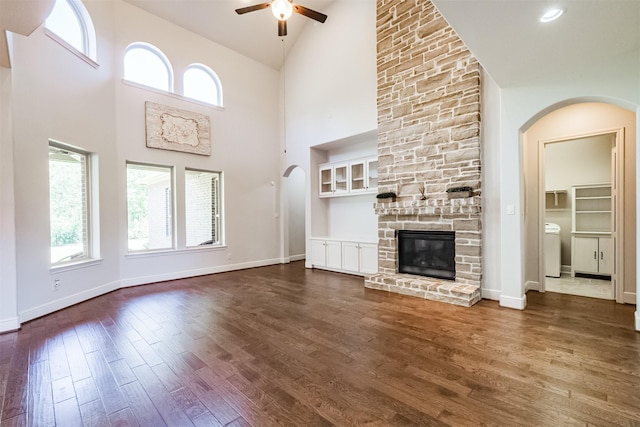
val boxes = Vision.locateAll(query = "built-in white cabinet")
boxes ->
[571,183,612,277]
[572,236,613,276]
[310,239,342,269]
[571,184,612,233]
[341,241,378,274]
[310,238,378,276]
[319,156,378,197]
[319,163,349,197]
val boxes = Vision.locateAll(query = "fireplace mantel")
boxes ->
[373,196,481,216]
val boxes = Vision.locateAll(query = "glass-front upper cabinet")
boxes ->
[319,156,378,197]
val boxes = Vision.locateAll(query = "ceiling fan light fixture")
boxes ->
[271,0,293,20]
[540,7,565,23]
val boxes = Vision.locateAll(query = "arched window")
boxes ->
[45,0,97,61]
[183,64,223,106]
[123,43,173,92]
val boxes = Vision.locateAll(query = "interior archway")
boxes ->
[521,101,637,306]
[282,165,306,262]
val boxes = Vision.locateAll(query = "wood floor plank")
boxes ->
[131,363,194,426]
[119,381,166,427]
[84,351,128,415]
[54,396,83,427]
[78,399,109,427]
[1,262,639,426]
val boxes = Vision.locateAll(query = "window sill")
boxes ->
[121,80,225,111]
[50,258,103,273]
[44,28,99,69]
[125,245,227,259]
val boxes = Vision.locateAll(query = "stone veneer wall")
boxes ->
[365,0,482,307]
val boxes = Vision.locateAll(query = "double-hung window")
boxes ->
[185,169,222,247]
[126,163,174,252]
[49,142,92,264]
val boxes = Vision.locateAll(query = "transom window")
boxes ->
[184,64,223,106]
[49,142,93,264]
[45,0,97,61]
[123,43,173,92]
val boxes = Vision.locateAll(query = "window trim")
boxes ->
[123,42,174,93]
[183,63,224,107]
[44,0,98,66]
[126,161,176,253]
[49,140,94,266]
[185,168,223,248]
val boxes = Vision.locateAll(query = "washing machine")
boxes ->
[544,222,561,278]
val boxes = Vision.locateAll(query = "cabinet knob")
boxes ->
[600,251,604,260]
[594,251,597,260]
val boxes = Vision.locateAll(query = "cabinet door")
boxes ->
[359,243,378,274]
[366,158,378,192]
[319,166,333,196]
[341,242,360,272]
[598,237,614,274]
[349,161,366,193]
[310,240,327,267]
[326,240,342,269]
[333,163,349,194]
[573,236,599,274]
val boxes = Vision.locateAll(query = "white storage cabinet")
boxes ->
[570,184,612,277]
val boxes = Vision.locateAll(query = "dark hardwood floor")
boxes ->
[1,261,639,426]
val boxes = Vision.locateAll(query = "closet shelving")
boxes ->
[571,183,612,277]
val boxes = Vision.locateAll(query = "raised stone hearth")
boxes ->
[368,1,482,307]
[365,197,482,307]
[366,273,481,307]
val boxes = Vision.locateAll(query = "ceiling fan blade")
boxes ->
[235,2,271,15]
[292,4,327,23]
[278,19,287,37]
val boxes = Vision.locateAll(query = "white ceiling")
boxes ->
[123,0,640,88]
[123,0,334,70]
[432,0,640,88]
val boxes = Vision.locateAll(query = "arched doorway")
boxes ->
[282,165,306,263]
[521,101,636,305]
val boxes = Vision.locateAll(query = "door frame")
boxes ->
[537,128,625,303]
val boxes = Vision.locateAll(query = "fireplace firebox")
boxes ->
[398,230,455,280]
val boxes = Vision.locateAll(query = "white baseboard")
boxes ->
[499,294,527,310]
[19,280,120,324]
[289,254,306,262]
[635,310,640,332]
[525,281,540,292]
[561,264,571,274]
[18,258,283,326]
[120,258,282,288]
[623,291,636,305]
[481,288,501,301]
[0,316,20,333]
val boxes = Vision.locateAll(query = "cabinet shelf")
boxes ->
[319,156,378,197]
[571,183,613,278]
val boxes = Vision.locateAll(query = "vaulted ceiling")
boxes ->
[5,0,638,88]
[123,0,640,90]
[123,0,334,70]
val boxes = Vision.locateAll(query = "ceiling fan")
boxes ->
[235,0,328,37]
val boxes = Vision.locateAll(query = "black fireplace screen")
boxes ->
[398,230,455,280]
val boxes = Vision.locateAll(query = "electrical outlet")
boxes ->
[53,278,61,291]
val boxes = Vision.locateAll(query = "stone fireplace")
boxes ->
[364,1,482,307]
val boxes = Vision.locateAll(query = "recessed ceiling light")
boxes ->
[540,7,565,23]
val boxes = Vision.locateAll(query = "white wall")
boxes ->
[2,0,283,330]
[283,0,378,262]
[480,69,502,300]
[287,166,306,258]
[495,51,640,311]
[0,66,19,331]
